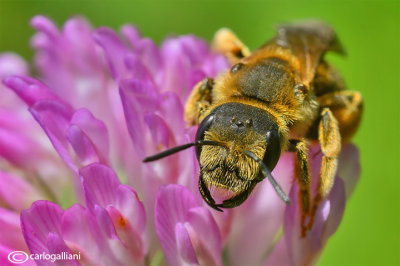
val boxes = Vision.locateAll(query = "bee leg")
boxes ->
[308,107,341,230]
[212,28,251,65]
[318,90,363,142]
[184,78,214,126]
[288,139,311,237]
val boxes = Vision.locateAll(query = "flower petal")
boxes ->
[62,205,98,263]
[155,185,198,266]
[0,208,29,252]
[0,171,43,211]
[178,35,209,66]
[29,100,76,171]
[119,78,158,156]
[160,39,188,95]
[66,125,100,166]
[93,27,129,81]
[120,24,141,49]
[337,143,360,197]
[158,92,185,137]
[266,143,351,266]
[0,53,28,78]
[20,201,64,255]
[0,120,44,169]
[186,207,222,266]
[62,204,122,266]
[3,76,68,108]
[46,232,79,265]
[144,113,172,151]
[114,185,146,233]
[134,38,163,81]
[226,152,294,266]
[175,222,198,265]
[124,53,154,85]
[30,15,60,41]
[202,54,229,78]
[70,108,110,160]
[61,16,103,74]
[79,163,120,211]
[155,185,222,266]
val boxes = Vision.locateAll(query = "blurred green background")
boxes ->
[0,0,398,265]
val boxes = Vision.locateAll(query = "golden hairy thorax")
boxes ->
[204,46,320,145]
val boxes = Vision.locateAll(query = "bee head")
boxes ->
[195,102,287,211]
[143,102,289,211]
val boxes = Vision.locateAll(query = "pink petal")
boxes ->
[0,53,28,78]
[124,53,154,85]
[321,178,346,239]
[179,35,210,65]
[143,113,172,151]
[106,206,146,260]
[155,185,222,266]
[119,78,158,156]
[66,125,100,166]
[266,143,351,266]
[175,223,198,264]
[0,208,28,252]
[186,68,206,98]
[134,38,163,80]
[202,54,230,77]
[158,92,185,137]
[62,204,120,265]
[93,27,129,81]
[160,39,187,95]
[70,108,110,161]
[29,100,76,171]
[114,185,146,233]
[30,15,60,41]
[186,207,222,266]
[0,124,43,169]
[0,171,43,211]
[120,24,141,49]
[61,205,97,256]
[20,201,64,255]
[337,143,360,197]
[93,205,118,239]
[79,163,120,211]
[155,185,198,266]
[46,233,79,265]
[263,236,292,266]
[225,152,294,266]
[61,17,102,74]
[3,76,68,108]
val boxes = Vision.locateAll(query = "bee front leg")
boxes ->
[184,78,214,126]
[308,107,341,230]
[288,139,311,237]
[212,28,251,65]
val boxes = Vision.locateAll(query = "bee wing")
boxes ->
[273,20,345,86]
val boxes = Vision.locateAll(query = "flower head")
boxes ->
[0,15,360,266]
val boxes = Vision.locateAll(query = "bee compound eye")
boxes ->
[195,114,215,160]
[262,130,281,171]
[230,63,244,73]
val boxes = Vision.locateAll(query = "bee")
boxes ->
[144,21,363,236]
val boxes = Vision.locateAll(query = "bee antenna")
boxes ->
[143,140,224,162]
[243,150,290,204]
